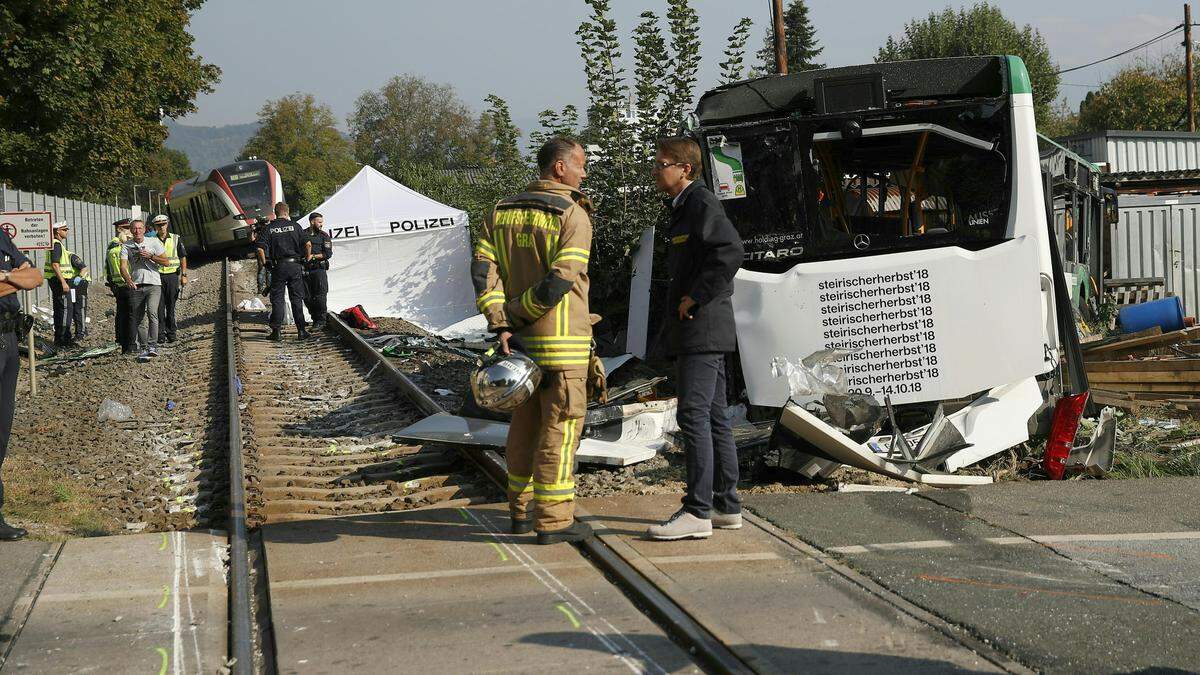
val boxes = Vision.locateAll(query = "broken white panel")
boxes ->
[939,376,1043,471]
[778,404,992,487]
[394,412,657,467]
[625,226,654,359]
[733,236,1050,407]
[436,313,490,340]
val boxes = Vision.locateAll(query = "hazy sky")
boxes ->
[184,0,1181,134]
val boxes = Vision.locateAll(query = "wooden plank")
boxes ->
[1085,359,1200,373]
[1082,327,1200,356]
[1080,326,1162,350]
[1093,382,1200,394]
[1087,370,1200,384]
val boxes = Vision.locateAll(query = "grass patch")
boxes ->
[1111,411,1200,479]
[4,456,119,540]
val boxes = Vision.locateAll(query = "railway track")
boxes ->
[218,259,751,674]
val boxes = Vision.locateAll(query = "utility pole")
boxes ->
[1187,4,1195,131]
[772,0,788,75]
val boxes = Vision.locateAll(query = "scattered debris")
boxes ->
[237,297,267,311]
[96,399,133,423]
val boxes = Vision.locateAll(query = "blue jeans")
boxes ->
[676,352,741,518]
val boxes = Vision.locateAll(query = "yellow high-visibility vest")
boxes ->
[43,241,76,280]
[159,233,181,274]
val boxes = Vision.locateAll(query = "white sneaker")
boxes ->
[647,510,712,541]
[711,511,742,530]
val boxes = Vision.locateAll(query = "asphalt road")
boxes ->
[745,478,1200,673]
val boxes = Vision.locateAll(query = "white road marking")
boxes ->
[171,531,184,675]
[826,531,1200,554]
[468,510,668,675]
[646,552,779,565]
[269,561,590,591]
[812,608,827,624]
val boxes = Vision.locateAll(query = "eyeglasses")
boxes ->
[650,160,686,171]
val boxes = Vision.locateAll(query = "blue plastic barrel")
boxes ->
[1117,296,1185,334]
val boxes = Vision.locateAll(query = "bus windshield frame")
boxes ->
[699,96,1014,273]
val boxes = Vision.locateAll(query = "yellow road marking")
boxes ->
[488,542,509,562]
[555,602,581,629]
[156,585,170,609]
[159,533,168,551]
[457,508,470,522]
[155,646,169,675]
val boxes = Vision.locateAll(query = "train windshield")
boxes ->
[219,163,272,215]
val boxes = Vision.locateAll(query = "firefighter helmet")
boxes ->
[470,349,542,413]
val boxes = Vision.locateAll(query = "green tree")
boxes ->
[662,0,701,132]
[349,74,492,173]
[757,0,824,74]
[128,147,193,208]
[0,0,220,199]
[480,94,523,169]
[1039,98,1082,138]
[1078,55,1193,132]
[877,2,1059,121]
[528,105,581,157]
[720,18,755,84]
[240,94,359,213]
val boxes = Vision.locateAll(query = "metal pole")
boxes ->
[23,291,35,397]
[772,0,788,75]
[1187,4,1194,132]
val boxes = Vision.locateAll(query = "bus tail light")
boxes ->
[1043,392,1089,480]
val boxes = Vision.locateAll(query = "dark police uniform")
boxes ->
[0,235,30,521]
[258,217,308,331]
[302,226,333,326]
[68,253,89,338]
[662,180,744,520]
[45,239,74,346]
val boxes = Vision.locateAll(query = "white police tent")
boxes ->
[298,165,485,335]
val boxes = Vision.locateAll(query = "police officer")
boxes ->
[152,214,187,343]
[256,202,310,341]
[0,232,47,539]
[106,219,133,351]
[44,222,76,347]
[302,212,333,329]
[472,137,595,545]
[68,253,90,340]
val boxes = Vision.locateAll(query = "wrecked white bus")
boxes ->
[692,56,1092,484]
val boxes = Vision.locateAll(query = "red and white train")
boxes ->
[165,159,284,255]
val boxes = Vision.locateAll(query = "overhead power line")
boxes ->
[1055,24,1184,75]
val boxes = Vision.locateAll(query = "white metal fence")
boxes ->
[0,185,135,311]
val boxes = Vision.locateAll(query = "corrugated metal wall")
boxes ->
[0,185,134,312]
[1061,132,1200,173]
[1112,194,1200,317]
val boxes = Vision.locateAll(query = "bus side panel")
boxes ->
[1010,91,1060,357]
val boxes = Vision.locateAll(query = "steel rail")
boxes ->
[327,313,754,674]
[224,258,254,674]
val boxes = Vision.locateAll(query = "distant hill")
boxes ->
[164,119,260,174]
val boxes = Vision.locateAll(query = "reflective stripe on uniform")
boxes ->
[555,246,589,264]
[533,478,575,503]
[476,290,505,312]
[507,473,533,494]
[475,238,497,262]
[557,418,578,482]
[519,287,550,317]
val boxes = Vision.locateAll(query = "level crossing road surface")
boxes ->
[745,477,1200,673]
[0,530,227,673]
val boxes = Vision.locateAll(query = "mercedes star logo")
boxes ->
[853,234,870,250]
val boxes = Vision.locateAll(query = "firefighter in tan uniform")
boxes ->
[472,137,594,544]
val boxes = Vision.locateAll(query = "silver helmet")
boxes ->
[470,350,542,413]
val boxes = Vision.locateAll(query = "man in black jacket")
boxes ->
[647,137,745,541]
